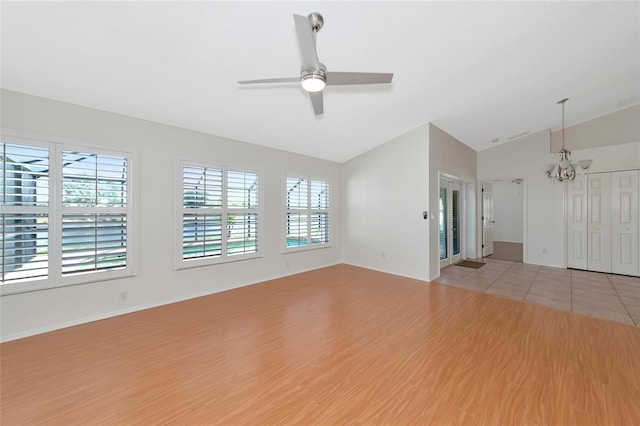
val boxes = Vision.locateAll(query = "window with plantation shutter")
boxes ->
[285,176,329,249]
[179,162,260,268]
[1,136,135,295]
[61,151,128,274]
[1,142,50,284]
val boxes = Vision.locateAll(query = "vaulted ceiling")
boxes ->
[2,1,639,162]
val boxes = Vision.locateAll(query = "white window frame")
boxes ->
[283,174,331,253]
[0,130,138,296]
[175,160,262,270]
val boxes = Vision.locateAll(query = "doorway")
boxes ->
[482,178,525,262]
[440,179,463,267]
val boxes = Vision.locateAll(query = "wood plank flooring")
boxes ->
[2,264,640,425]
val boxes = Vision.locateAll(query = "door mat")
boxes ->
[454,260,486,269]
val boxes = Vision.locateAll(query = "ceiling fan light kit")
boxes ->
[238,12,393,115]
[300,71,326,92]
[542,98,593,183]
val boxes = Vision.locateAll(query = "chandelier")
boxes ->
[542,98,592,182]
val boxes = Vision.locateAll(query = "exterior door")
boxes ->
[611,170,639,275]
[567,176,588,269]
[439,183,448,265]
[587,173,612,273]
[440,179,464,267]
[482,182,494,257]
[451,182,462,263]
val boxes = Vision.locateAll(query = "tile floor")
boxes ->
[435,258,640,327]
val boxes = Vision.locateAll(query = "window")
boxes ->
[285,176,329,249]
[179,162,259,268]
[61,150,128,275]
[1,136,135,294]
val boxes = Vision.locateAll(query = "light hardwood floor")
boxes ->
[2,264,640,424]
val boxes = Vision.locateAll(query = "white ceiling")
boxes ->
[1,1,639,163]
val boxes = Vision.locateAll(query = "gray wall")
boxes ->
[551,104,640,152]
[342,125,430,280]
[1,90,342,340]
[428,123,477,279]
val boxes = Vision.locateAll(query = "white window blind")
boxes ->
[180,163,259,266]
[1,142,50,283]
[286,177,329,248]
[1,138,134,294]
[182,166,223,259]
[227,170,259,257]
[61,151,128,275]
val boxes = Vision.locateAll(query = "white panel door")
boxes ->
[587,173,612,273]
[611,170,639,276]
[482,183,494,257]
[567,176,588,269]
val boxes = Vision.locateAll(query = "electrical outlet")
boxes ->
[119,291,128,302]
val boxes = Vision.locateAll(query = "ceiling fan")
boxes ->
[238,12,394,116]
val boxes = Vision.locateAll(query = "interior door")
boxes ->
[567,176,588,269]
[611,170,639,275]
[482,182,494,257]
[587,173,612,273]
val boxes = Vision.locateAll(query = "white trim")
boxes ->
[481,176,528,263]
[174,159,263,270]
[0,129,139,295]
[282,173,331,253]
[0,261,341,343]
[343,261,430,283]
[438,174,466,270]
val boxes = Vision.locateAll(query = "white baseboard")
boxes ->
[342,261,429,283]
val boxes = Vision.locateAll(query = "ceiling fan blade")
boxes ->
[326,72,394,86]
[238,77,299,84]
[309,91,323,116]
[294,14,320,71]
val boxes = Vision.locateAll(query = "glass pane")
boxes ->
[0,213,49,283]
[183,166,222,208]
[227,170,258,209]
[62,151,128,207]
[182,213,222,259]
[286,212,308,247]
[227,213,258,256]
[310,180,329,209]
[453,190,460,255]
[62,214,127,274]
[310,212,329,245]
[286,177,307,209]
[1,142,49,207]
[439,187,447,260]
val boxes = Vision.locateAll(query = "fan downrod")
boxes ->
[308,12,324,32]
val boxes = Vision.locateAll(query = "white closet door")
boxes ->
[567,176,588,269]
[588,173,612,273]
[611,170,639,276]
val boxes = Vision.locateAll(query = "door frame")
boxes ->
[481,177,527,263]
[439,176,465,268]
[482,181,494,257]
